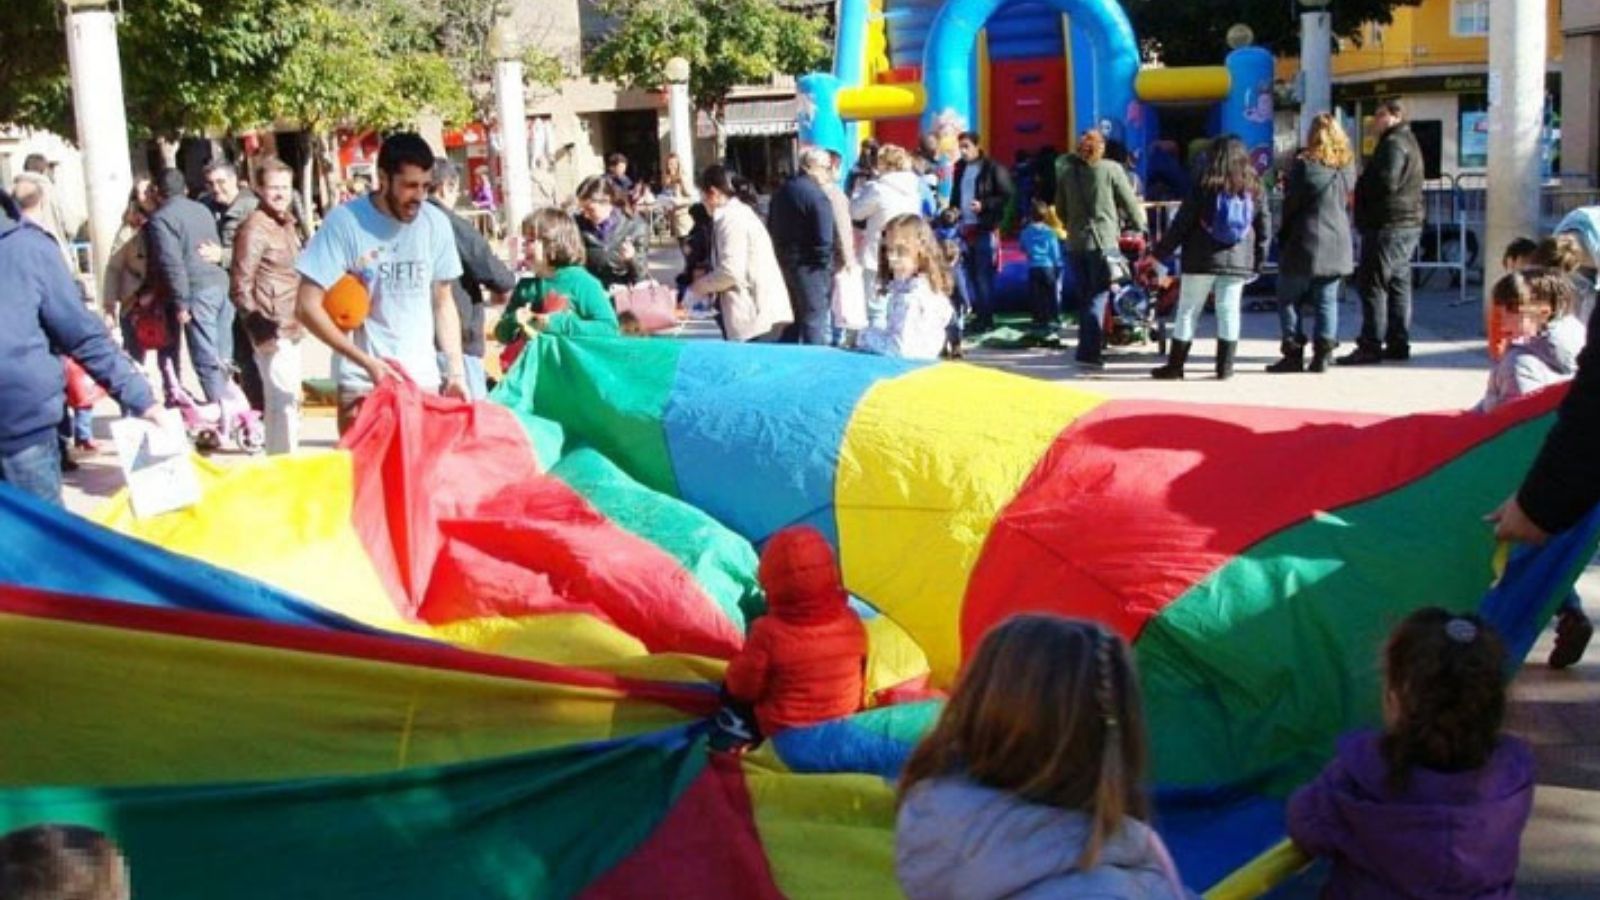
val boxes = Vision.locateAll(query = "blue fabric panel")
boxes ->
[0,486,376,634]
[1153,787,1286,893]
[1480,505,1600,664]
[662,342,923,548]
[771,701,941,779]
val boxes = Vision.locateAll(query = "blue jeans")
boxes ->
[947,252,972,346]
[963,228,998,325]
[1071,250,1112,362]
[1,438,63,506]
[186,285,234,403]
[1277,274,1342,344]
[58,408,93,443]
[1172,273,1247,342]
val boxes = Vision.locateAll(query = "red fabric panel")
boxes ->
[988,57,1068,168]
[340,379,744,658]
[581,753,784,900]
[962,390,1567,652]
[0,584,717,714]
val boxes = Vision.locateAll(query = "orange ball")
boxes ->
[323,274,371,331]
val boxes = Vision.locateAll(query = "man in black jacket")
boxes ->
[149,168,232,402]
[768,148,836,345]
[1341,99,1425,365]
[428,161,516,398]
[949,132,1014,333]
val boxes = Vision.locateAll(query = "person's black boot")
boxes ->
[1308,339,1337,373]
[1215,339,1237,380]
[1151,339,1190,380]
[1338,342,1384,366]
[1383,342,1411,361]
[1265,338,1305,373]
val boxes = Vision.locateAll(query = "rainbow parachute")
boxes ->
[2,335,1596,898]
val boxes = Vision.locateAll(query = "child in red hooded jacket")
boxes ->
[721,526,868,744]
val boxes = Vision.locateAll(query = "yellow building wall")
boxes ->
[1276,0,1564,78]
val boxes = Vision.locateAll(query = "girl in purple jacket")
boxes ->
[1288,608,1535,899]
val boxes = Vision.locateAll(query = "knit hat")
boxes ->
[758,526,847,624]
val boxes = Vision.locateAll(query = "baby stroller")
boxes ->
[1103,233,1180,354]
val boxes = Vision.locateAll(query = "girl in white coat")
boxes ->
[850,144,926,328]
[859,215,955,361]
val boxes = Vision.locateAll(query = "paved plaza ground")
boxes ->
[59,257,1599,896]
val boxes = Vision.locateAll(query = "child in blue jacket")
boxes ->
[1019,200,1065,329]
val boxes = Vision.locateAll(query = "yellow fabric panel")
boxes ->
[741,757,901,899]
[837,364,1103,684]
[0,611,693,788]
[95,456,724,680]
[436,613,726,684]
[1204,839,1312,899]
[863,615,930,700]
[95,453,409,635]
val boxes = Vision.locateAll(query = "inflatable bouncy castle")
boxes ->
[798,0,1277,182]
[1,336,1596,897]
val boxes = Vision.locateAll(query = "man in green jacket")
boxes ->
[1054,130,1146,369]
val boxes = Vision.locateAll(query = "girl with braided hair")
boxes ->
[1288,608,1534,898]
[894,614,1192,899]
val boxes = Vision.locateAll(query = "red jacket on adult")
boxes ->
[725,527,867,734]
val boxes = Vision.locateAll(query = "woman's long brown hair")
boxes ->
[898,614,1150,869]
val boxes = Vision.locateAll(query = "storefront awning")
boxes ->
[702,98,799,138]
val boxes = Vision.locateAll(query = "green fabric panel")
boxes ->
[508,407,568,469]
[0,737,706,900]
[552,448,766,631]
[846,699,943,745]
[1137,414,1561,796]
[494,334,684,496]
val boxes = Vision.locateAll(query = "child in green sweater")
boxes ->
[496,208,620,344]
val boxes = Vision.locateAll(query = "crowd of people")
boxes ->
[6,113,1600,899]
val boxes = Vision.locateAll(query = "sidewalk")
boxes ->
[60,263,1599,896]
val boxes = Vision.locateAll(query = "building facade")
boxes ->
[1279,0,1565,179]
[1561,0,1600,178]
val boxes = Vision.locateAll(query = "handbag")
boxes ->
[129,294,170,351]
[832,269,868,331]
[610,280,678,333]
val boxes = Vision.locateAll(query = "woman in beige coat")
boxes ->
[689,166,792,342]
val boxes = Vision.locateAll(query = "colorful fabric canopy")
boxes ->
[2,333,1595,898]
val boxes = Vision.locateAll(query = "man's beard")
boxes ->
[387,186,421,222]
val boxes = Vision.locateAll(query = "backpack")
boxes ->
[1205,191,1254,247]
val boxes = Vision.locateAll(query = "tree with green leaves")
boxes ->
[0,0,308,140]
[587,0,831,153]
[1119,0,1422,67]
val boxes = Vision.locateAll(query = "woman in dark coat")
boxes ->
[1149,134,1270,380]
[574,175,649,289]
[1268,113,1357,373]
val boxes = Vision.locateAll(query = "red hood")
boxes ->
[758,527,848,625]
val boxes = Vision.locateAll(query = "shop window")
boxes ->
[1459,93,1488,169]
[1453,0,1489,37]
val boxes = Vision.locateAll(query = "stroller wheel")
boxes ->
[195,429,221,452]
[240,424,266,454]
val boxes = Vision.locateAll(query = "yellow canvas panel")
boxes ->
[96,453,407,634]
[0,612,694,787]
[863,615,931,699]
[741,757,900,899]
[437,613,727,683]
[837,365,1103,683]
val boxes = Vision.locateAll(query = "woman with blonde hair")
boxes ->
[1267,113,1356,373]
